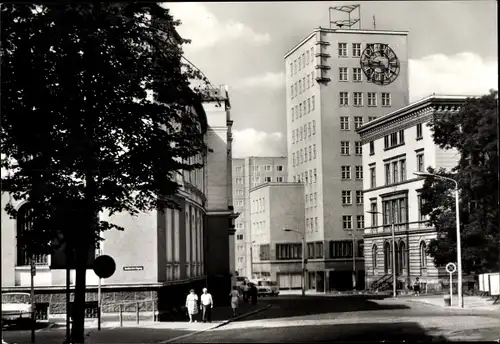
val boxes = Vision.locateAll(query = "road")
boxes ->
[3,295,500,343]
[171,295,500,342]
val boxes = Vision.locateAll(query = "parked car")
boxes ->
[252,280,280,296]
[2,292,33,324]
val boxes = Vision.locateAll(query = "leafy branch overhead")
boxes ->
[1,3,209,255]
[420,90,499,273]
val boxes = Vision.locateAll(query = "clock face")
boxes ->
[360,43,400,86]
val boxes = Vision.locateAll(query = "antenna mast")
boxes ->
[329,4,361,30]
[373,15,376,29]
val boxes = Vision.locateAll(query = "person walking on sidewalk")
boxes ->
[200,288,213,323]
[229,286,240,317]
[185,289,199,323]
[414,277,421,296]
[242,282,249,303]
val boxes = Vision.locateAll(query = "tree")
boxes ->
[420,90,499,274]
[1,3,208,342]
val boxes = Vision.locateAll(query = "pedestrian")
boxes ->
[242,282,249,303]
[229,286,240,317]
[185,289,199,323]
[200,288,213,323]
[250,283,257,305]
[414,277,421,296]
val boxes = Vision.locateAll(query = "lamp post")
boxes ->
[350,229,357,290]
[249,241,255,279]
[283,228,306,296]
[367,210,396,298]
[414,171,463,308]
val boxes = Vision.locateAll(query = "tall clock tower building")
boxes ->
[284,28,409,291]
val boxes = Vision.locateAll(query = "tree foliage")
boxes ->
[420,90,499,274]
[1,3,207,342]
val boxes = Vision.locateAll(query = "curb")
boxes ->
[159,304,272,343]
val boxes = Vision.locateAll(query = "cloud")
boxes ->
[232,129,285,158]
[409,52,498,102]
[234,72,285,90]
[164,3,271,51]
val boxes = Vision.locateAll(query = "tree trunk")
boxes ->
[71,240,90,343]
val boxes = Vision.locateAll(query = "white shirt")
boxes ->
[201,293,213,306]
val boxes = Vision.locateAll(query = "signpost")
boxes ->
[92,255,116,331]
[446,262,457,306]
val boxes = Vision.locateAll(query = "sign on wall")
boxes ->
[123,266,144,271]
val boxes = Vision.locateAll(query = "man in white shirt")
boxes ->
[200,288,213,323]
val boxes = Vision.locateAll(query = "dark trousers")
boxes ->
[202,305,212,322]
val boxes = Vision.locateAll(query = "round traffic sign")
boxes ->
[445,262,456,274]
[93,255,116,279]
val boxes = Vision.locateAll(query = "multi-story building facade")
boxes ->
[357,95,467,292]
[285,27,410,291]
[1,85,237,312]
[249,182,305,288]
[232,157,288,278]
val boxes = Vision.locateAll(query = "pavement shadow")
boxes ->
[2,320,51,331]
[236,295,410,321]
[192,322,449,342]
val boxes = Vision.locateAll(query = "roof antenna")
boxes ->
[329,5,361,29]
[373,15,376,30]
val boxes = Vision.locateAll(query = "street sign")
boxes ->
[446,262,457,274]
[30,261,36,277]
[93,255,116,279]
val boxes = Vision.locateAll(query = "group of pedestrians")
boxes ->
[185,288,214,323]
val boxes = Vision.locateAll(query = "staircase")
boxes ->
[370,274,393,292]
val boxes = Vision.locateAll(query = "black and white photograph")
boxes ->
[1,1,498,343]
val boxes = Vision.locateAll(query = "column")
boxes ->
[166,208,173,280]
[185,207,191,278]
[174,209,180,279]
[197,210,202,276]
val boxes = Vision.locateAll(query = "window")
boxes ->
[16,203,48,266]
[290,63,293,76]
[235,189,243,195]
[235,177,243,184]
[384,242,391,273]
[315,217,318,232]
[368,92,377,106]
[342,191,352,205]
[355,141,362,156]
[339,67,348,81]
[235,200,244,207]
[399,130,405,144]
[353,92,363,106]
[307,122,311,137]
[312,96,315,110]
[357,215,365,229]
[341,141,350,155]
[392,161,399,184]
[382,194,408,225]
[300,127,303,141]
[417,194,427,222]
[340,116,349,130]
[338,43,347,57]
[354,116,363,129]
[400,159,406,181]
[259,244,270,260]
[370,201,378,227]
[307,98,311,113]
[276,243,303,260]
[416,153,425,172]
[299,80,302,94]
[310,47,314,62]
[384,129,405,149]
[416,123,423,139]
[372,244,378,268]
[356,191,363,205]
[314,192,318,205]
[302,53,305,68]
[329,240,353,258]
[381,93,391,106]
[313,168,317,183]
[368,116,377,122]
[253,165,260,172]
[276,165,283,171]
[277,176,284,182]
[237,234,244,240]
[353,67,362,82]
[264,165,271,172]
[352,43,361,57]
[304,148,308,161]
[370,166,376,188]
[341,165,351,179]
[306,50,310,65]
[420,241,427,268]
[313,145,317,159]
[340,92,349,106]
[384,163,391,185]
[315,242,324,258]
[342,215,353,230]
[369,141,374,155]
[399,241,407,270]
[264,177,272,182]
[235,166,242,173]
[355,166,363,179]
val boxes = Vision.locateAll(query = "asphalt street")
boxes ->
[171,295,500,343]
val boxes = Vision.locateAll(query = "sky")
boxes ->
[165,1,498,158]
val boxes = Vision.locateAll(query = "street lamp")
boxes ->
[367,210,397,299]
[249,240,255,279]
[283,228,306,296]
[414,171,463,308]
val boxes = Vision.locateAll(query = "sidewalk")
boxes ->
[403,294,500,311]
[2,302,272,344]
